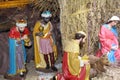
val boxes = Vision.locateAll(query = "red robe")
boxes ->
[56,52,87,80]
[9,26,29,39]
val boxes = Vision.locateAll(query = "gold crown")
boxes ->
[16,19,27,23]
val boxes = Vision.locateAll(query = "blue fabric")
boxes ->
[7,38,16,75]
[107,49,116,63]
[103,24,118,37]
[107,50,116,63]
[7,38,26,75]
[111,26,118,37]
[42,11,51,15]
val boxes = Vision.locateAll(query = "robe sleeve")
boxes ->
[33,21,40,36]
[9,27,15,38]
[68,52,81,75]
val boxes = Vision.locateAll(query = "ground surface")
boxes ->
[1,58,120,80]
[0,57,62,80]
[91,65,120,80]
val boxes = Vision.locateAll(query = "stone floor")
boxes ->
[1,59,120,80]
[0,61,39,80]
[91,66,120,80]
[0,58,62,80]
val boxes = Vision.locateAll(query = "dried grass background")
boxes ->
[58,0,120,55]
[34,0,60,18]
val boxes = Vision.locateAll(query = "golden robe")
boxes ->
[33,21,57,68]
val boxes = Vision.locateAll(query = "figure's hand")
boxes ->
[16,38,21,42]
[21,35,28,40]
[78,56,85,67]
[83,60,89,65]
[16,38,22,44]
[28,41,32,46]
[35,32,44,36]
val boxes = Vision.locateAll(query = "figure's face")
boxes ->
[82,37,86,43]
[111,21,119,26]
[18,27,25,33]
[43,17,50,23]
[79,37,86,49]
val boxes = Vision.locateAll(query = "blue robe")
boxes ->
[7,38,26,75]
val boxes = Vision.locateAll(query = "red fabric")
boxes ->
[9,26,30,39]
[99,25,118,53]
[96,25,120,60]
[96,49,103,57]
[57,52,86,80]
[114,49,120,60]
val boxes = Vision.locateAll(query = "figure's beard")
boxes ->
[44,20,49,23]
[79,40,84,49]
